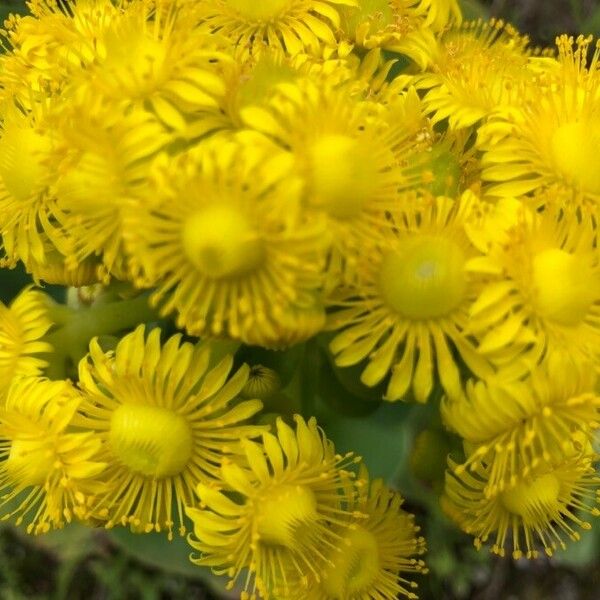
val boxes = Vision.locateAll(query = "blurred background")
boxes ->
[0,0,599,598]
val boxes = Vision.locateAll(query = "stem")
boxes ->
[43,294,159,379]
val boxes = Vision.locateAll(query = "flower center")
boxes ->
[321,526,380,598]
[0,126,50,202]
[532,248,596,326]
[254,484,319,548]
[308,134,378,219]
[226,0,291,21]
[182,204,265,279]
[501,473,561,523]
[379,235,467,319]
[551,121,600,194]
[109,404,193,478]
[6,439,54,487]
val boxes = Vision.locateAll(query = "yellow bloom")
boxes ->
[468,201,600,374]
[194,0,357,59]
[0,287,53,396]
[242,81,431,287]
[480,35,600,201]
[417,19,534,128]
[442,354,600,497]
[73,0,234,138]
[125,138,328,346]
[338,0,459,67]
[327,191,493,403]
[186,416,361,599]
[443,454,600,559]
[74,326,264,538]
[302,468,427,600]
[52,99,170,277]
[0,376,106,534]
[0,100,66,268]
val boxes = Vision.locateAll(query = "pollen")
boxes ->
[109,404,193,479]
[182,205,265,279]
[378,235,467,320]
[532,248,596,326]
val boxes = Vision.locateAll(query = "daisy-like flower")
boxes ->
[338,0,459,67]
[241,81,431,287]
[52,98,170,278]
[0,100,65,269]
[327,191,493,403]
[416,19,534,129]
[186,415,362,599]
[73,0,234,138]
[468,200,600,374]
[193,0,357,59]
[441,354,600,497]
[302,467,427,600]
[443,453,600,559]
[125,138,328,346]
[0,287,54,397]
[0,376,106,534]
[74,326,264,538]
[480,35,600,202]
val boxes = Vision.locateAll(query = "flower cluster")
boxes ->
[0,0,599,597]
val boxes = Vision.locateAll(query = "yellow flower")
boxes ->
[73,0,234,138]
[0,287,54,397]
[125,138,328,346]
[338,0,458,67]
[327,191,493,403]
[302,467,427,600]
[443,454,600,559]
[0,0,117,106]
[74,326,264,538]
[194,0,357,59]
[480,35,600,201]
[442,354,600,497]
[52,99,170,277]
[241,81,431,287]
[0,376,106,534]
[417,19,534,128]
[186,416,361,599]
[468,201,600,375]
[0,101,65,268]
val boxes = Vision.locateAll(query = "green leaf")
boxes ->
[107,527,239,597]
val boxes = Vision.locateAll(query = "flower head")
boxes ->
[186,415,362,599]
[0,287,54,396]
[338,0,457,67]
[302,467,427,600]
[74,325,264,538]
[442,354,600,496]
[480,35,600,202]
[327,191,493,402]
[242,81,431,287]
[0,376,106,534]
[194,0,356,59]
[468,200,600,374]
[417,19,534,128]
[125,138,328,346]
[444,454,600,559]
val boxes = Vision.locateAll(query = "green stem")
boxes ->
[43,294,159,380]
